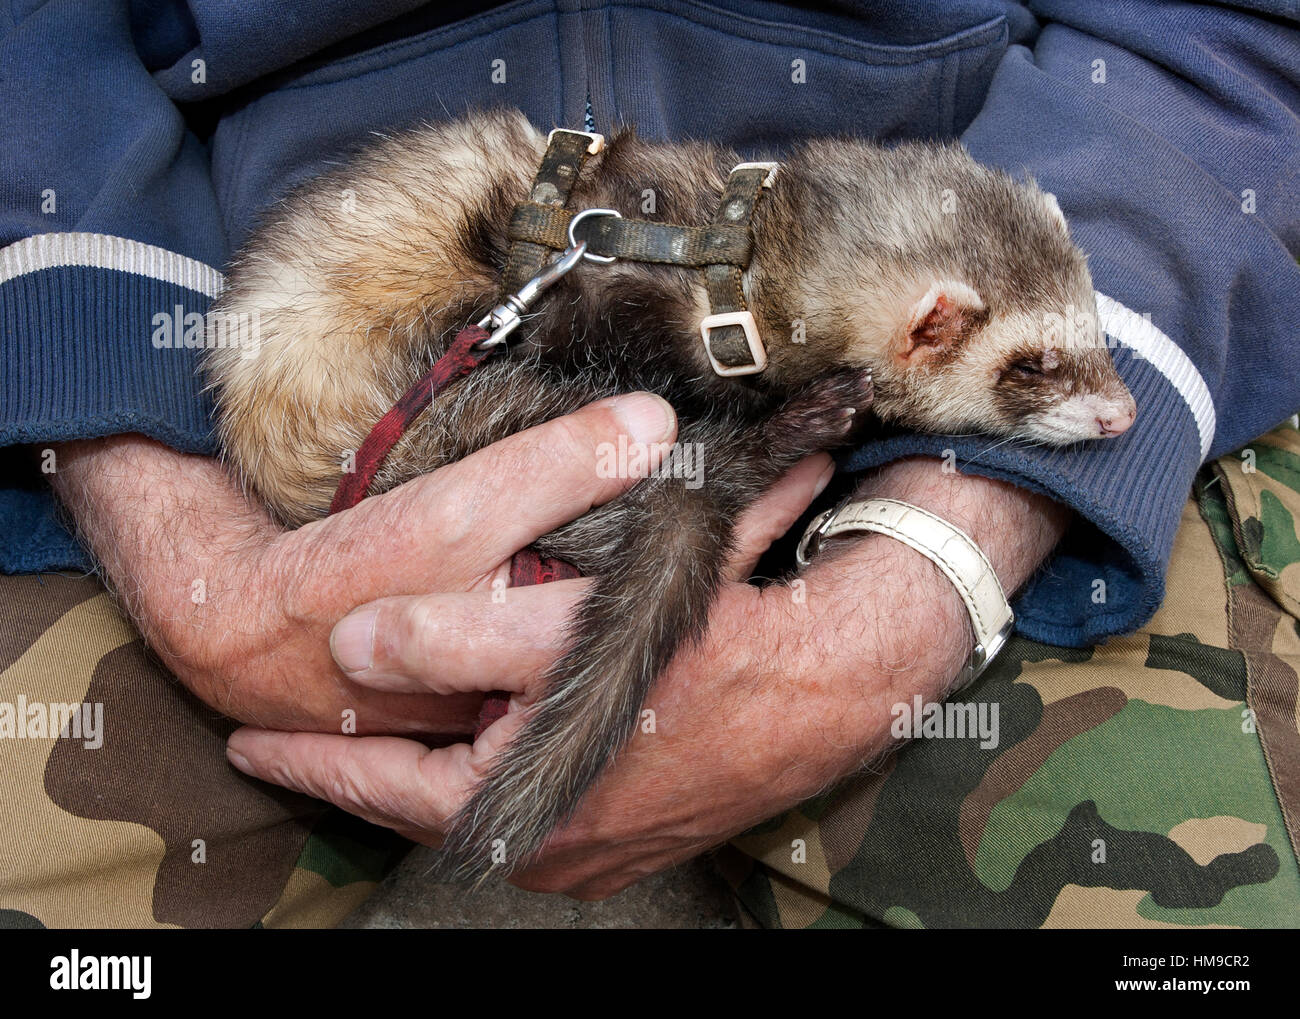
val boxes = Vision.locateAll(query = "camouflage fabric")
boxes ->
[717,421,1300,928]
[0,571,406,928]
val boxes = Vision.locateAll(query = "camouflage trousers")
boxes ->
[2,426,1298,928]
[0,578,406,929]
[719,423,1300,928]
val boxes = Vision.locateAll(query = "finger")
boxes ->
[226,727,482,831]
[325,392,677,592]
[330,579,588,693]
[723,454,835,582]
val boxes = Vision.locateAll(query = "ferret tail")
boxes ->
[438,478,726,880]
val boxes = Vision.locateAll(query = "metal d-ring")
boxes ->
[567,208,622,264]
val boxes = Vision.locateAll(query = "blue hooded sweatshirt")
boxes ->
[1,0,1297,647]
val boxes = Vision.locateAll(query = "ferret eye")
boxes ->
[1006,358,1045,379]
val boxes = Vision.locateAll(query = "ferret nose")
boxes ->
[1097,404,1136,437]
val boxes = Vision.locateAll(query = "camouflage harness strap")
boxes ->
[699,163,777,373]
[500,129,604,301]
[505,129,777,375]
[507,205,753,267]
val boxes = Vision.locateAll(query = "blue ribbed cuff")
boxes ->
[1,235,221,573]
[1,264,216,453]
[841,345,1204,647]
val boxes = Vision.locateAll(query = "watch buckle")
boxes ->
[795,497,850,569]
[954,615,1015,691]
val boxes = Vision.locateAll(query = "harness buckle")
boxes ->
[699,310,768,377]
[547,128,605,155]
[731,161,780,189]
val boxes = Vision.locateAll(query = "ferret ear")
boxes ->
[898,280,985,361]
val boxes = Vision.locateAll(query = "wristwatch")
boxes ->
[796,497,1015,689]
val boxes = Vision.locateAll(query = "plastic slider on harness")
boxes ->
[547,127,605,156]
[699,310,767,376]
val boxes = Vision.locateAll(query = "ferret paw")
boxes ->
[766,370,874,454]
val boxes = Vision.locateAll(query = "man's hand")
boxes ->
[225,453,1068,897]
[49,391,680,736]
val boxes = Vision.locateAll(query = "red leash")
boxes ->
[328,323,578,738]
[329,324,495,515]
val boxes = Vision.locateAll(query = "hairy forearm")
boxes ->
[847,458,1070,596]
[46,434,486,734]
[48,434,275,668]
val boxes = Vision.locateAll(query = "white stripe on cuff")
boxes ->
[0,232,225,299]
[1095,291,1216,461]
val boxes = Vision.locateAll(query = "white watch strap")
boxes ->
[796,497,1014,689]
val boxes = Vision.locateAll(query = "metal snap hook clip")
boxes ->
[476,241,588,348]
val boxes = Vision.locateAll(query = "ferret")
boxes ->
[205,107,1136,877]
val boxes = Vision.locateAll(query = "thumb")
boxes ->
[723,454,835,582]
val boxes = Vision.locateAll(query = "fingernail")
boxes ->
[226,747,253,775]
[331,608,376,673]
[610,392,675,445]
[814,461,836,497]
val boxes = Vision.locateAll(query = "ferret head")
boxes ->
[871,270,1138,444]
[760,140,1137,445]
